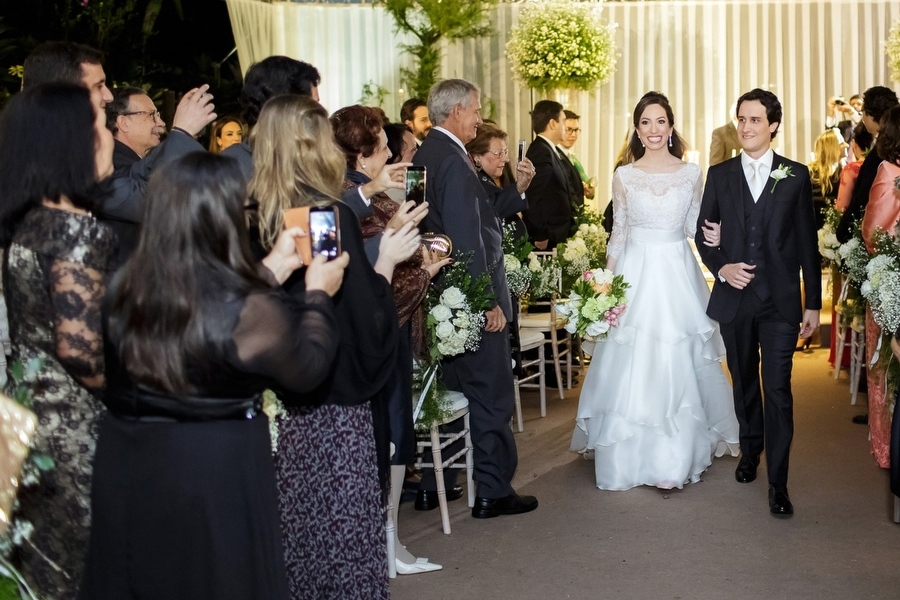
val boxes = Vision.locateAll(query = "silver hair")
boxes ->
[427,79,480,126]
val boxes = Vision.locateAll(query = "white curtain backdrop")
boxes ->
[226,0,900,210]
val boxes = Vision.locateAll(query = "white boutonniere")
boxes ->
[769,165,795,193]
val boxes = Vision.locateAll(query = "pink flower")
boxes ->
[81,0,89,5]
[582,270,593,281]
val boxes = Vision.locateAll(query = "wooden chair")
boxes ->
[514,328,547,428]
[413,391,475,534]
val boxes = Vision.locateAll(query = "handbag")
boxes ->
[0,392,37,535]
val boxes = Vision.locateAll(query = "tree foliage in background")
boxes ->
[377,0,497,100]
[887,18,900,83]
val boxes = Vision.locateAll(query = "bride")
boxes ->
[571,91,739,490]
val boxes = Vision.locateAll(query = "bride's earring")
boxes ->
[637,135,644,149]
[668,134,673,147]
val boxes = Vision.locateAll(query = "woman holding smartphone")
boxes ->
[331,104,450,575]
[249,95,421,599]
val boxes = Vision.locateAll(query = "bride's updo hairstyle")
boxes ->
[628,91,687,161]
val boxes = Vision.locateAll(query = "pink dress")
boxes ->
[862,161,900,468]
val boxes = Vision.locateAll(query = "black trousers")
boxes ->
[719,293,799,489]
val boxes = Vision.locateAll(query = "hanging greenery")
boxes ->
[887,18,900,83]
[506,1,618,93]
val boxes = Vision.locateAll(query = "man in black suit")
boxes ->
[414,78,538,519]
[696,89,821,517]
[523,100,581,249]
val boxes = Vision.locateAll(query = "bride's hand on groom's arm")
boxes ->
[701,219,721,247]
[718,263,756,289]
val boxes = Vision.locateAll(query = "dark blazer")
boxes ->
[522,136,579,246]
[100,132,203,261]
[696,153,821,325]
[415,129,521,320]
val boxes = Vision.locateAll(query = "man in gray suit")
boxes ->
[414,79,538,518]
[708,106,741,166]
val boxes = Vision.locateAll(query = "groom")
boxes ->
[696,88,820,517]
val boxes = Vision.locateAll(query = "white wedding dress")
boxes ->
[571,163,739,490]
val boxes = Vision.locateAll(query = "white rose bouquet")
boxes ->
[817,205,842,267]
[555,268,630,342]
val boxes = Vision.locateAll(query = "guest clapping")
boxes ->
[0,83,116,598]
[79,153,347,599]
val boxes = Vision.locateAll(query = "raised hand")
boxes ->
[172,84,217,136]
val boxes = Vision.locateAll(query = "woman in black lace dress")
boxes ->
[249,95,421,600]
[79,153,349,599]
[0,83,115,598]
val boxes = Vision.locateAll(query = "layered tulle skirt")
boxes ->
[571,227,740,490]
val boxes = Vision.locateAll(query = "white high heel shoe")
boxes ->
[395,557,442,575]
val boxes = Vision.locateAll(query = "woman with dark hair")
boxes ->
[0,82,115,597]
[383,122,417,203]
[249,95,421,599]
[79,152,348,599]
[331,104,448,575]
[571,91,739,491]
[208,116,245,153]
[858,105,900,470]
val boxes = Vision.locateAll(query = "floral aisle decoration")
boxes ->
[836,228,870,332]
[526,251,561,300]
[886,18,900,83]
[414,254,493,427]
[501,222,534,298]
[506,1,618,93]
[817,205,842,268]
[555,268,629,342]
[1,359,48,600]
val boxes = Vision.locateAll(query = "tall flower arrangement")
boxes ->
[506,1,618,93]
[886,18,900,83]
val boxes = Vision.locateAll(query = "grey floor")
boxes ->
[390,348,900,600]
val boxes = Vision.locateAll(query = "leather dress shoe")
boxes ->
[471,493,538,519]
[852,414,869,425]
[769,487,794,516]
[414,486,464,511]
[735,456,759,483]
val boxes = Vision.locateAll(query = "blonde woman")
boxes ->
[248,94,419,600]
[807,129,844,231]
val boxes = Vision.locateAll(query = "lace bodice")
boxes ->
[607,163,703,259]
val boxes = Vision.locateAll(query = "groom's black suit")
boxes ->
[522,136,580,247]
[696,153,820,489]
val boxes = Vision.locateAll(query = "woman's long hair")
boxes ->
[109,152,265,394]
[0,82,101,246]
[807,129,843,197]
[627,91,687,161]
[248,95,346,249]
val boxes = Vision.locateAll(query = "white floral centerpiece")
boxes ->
[506,1,618,93]
[555,268,629,346]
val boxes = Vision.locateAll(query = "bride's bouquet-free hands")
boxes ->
[555,268,629,341]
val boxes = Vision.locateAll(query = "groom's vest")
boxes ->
[742,182,771,302]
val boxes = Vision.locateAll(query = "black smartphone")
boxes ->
[406,166,426,205]
[517,139,526,162]
[309,206,341,260]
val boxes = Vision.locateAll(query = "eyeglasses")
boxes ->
[567,128,581,134]
[487,149,509,157]
[122,109,161,120]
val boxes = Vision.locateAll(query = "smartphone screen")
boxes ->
[517,139,526,163]
[406,166,426,205]
[309,207,340,260]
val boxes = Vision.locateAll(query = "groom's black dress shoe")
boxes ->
[471,493,538,519]
[769,487,794,517]
[414,486,464,511]
[735,456,759,483]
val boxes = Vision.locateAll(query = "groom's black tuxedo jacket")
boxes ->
[696,153,821,325]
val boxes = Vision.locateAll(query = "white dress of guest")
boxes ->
[571,162,739,490]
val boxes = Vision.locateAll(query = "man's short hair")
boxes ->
[862,86,899,124]
[400,98,427,124]
[736,88,782,140]
[240,56,321,127]
[106,86,150,135]
[23,41,104,89]
[427,79,479,127]
[564,109,580,121]
[532,100,564,135]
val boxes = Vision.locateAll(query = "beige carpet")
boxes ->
[390,348,900,600]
